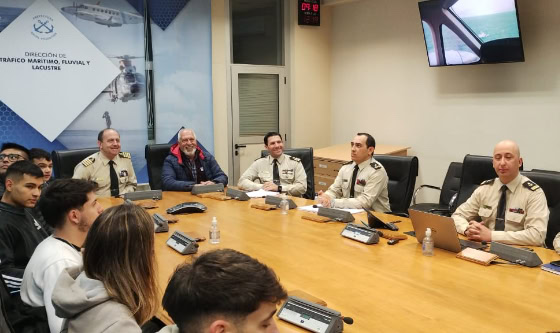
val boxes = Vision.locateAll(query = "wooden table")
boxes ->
[100,193,560,332]
[313,144,411,192]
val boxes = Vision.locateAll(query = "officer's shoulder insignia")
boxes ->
[81,157,95,167]
[288,155,301,162]
[119,152,131,159]
[370,162,382,170]
[342,161,353,166]
[523,180,540,191]
[480,179,494,186]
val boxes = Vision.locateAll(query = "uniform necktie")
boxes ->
[273,159,280,185]
[495,185,508,231]
[349,165,359,198]
[109,160,119,197]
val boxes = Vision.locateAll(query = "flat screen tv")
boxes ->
[418,0,524,67]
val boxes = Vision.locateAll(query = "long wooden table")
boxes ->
[101,192,560,332]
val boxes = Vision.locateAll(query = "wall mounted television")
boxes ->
[418,0,525,67]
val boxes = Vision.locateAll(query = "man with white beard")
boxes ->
[161,129,228,191]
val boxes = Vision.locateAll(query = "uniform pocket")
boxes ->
[478,207,493,218]
[506,211,524,224]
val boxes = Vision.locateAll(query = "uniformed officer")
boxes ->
[317,133,390,212]
[452,140,548,246]
[238,132,307,197]
[73,128,137,197]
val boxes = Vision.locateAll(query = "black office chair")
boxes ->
[261,147,314,199]
[454,154,497,211]
[521,170,560,249]
[145,143,173,190]
[374,155,419,216]
[51,148,99,179]
[410,162,462,216]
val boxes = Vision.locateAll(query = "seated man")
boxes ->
[162,128,228,191]
[317,133,390,211]
[238,132,306,197]
[29,148,53,187]
[159,249,287,333]
[0,142,29,198]
[452,140,548,246]
[73,128,137,197]
[21,179,102,333]
[0,161,49,296]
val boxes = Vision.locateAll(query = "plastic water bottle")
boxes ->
[209,217,220,244]
[280,194,289,215]
[422,227,434,256]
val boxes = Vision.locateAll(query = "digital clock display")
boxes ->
[298,0,320,26]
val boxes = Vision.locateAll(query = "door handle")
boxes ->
[235,144,247,149]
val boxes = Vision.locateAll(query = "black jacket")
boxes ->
[0,202,49,296]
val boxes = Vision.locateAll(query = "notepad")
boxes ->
[541,263,560,275]
[456,247,498,266]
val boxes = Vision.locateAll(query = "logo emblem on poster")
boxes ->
[31,14,56,40]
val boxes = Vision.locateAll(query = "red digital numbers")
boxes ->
[313,4,319,12]
[301,3,311,11]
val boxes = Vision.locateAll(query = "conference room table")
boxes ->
[100,192,560,333]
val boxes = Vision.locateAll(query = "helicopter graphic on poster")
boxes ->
[103,55,145,103]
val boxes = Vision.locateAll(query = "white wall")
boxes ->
[330,0,560,201]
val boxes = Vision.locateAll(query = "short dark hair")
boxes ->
[38,179,97,229]
[97,128,119,142]
[264,132,282,146]
[1,142,30,159]
[5,160,44,181]
[356,132,376,149]
[162,249,287,332]
[29,148,51,162]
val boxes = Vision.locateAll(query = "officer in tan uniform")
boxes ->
[452,140,548,246]
[73,128,137,197]
[317,133,390,212]
[238,132,306,197]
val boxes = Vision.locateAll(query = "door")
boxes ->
[231,64,287,184]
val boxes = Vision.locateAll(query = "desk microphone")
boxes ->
[342,316,354,325]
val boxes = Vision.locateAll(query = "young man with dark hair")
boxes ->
[73,128,137,197]
[159,249,287,333]
[21,178,102,332]
[29,148,53,186]
[0,161,49,296]
[317,132,391,212]
[238,131,307,197]
[0,142,30,198]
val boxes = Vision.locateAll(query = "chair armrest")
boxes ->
[412,185,442,205]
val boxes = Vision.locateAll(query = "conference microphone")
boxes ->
[342,316,354,325]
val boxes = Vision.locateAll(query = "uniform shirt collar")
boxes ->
[354,159,371,171]
[268,154,285,164]
[498,173,522,193]
[99,151,117,166]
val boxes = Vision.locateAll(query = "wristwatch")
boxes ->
[278,185,283,193]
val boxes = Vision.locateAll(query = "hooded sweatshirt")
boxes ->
[51,266,141,333]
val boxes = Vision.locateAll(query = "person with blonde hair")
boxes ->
[51,203,159,332]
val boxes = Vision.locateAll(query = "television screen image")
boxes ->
[418,0,524,67]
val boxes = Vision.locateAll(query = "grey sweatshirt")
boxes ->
[51,265,141,333]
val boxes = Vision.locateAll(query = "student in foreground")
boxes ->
[159,248,288,333]
[51,204,159,332]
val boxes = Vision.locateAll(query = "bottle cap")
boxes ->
[425,227,431,236]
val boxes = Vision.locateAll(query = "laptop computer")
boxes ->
[408,209,487,253]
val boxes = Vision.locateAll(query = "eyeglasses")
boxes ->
[0,154,24,162]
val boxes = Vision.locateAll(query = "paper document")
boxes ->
[297,204,364,215]
[246,189,281,198]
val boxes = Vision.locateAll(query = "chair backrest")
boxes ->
[0,279,14,333]
[261,147,315,199]
[454,155,496,212]
[51,148,99,179]
[439,162,463,206]
[521,170,560,248]
[374,155,419,214]
[145,144,173,190]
